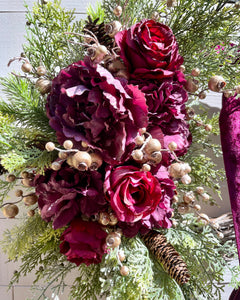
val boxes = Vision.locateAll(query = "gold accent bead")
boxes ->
[6,174,16,182]
[2,204,19,218]
[120,265,129,276]
[168,141,178,151]
[208,75,226,92]
[45,142,55,152]
[63,140,73,150]
[51,162,61,171]
[23,194,38,206]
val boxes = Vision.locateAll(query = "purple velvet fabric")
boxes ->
[229,288,240,300]
[219,93,240,260]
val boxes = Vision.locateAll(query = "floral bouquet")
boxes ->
[1,1,240,299]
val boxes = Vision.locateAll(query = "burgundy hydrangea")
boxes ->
[115,19,183,80]
[34,163,107,229]
[117,166,175,237]
[46,59,148,165]
[60,218,108,266]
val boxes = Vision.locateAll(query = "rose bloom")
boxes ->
[46,58,148,165]
[34,163,107,229]
[104,165,162,223]
[117,166,175,237]
[115,19,183,80]
[60,218,108,266]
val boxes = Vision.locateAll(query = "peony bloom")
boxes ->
[34,163,107,229]
[117,166,175,237]
[137,79,191,157]
[60,218,108,266]
[115,19,183,80]
[46,59,148,165]
[142,80,188,122]
[104,165,162,223]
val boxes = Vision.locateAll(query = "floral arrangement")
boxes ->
[1,1,240,299]
[31,17,192,269]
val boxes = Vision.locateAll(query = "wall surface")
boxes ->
[0,0,236,299]
[0,1,91,299]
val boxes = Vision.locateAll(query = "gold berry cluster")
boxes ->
[8,56,51,95]
[45,140,103,172]
[2,171,38,218]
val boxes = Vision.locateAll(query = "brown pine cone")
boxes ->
[83,16,114,50]
[142,230,190,285]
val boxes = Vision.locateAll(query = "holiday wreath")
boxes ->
[1,0,240,299]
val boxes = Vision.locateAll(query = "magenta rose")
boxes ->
[46,59,148,165]
[104,165,162,223]
[60,219,107,266]
[115,19,183,80]
[34,163,107,229]
[117,166,175,237]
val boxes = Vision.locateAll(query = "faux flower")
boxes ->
[118,166,175,237]
[46,59,148,165]
[60,218,107,266]
[142,80,188,122]
[137,79,191,157]
[34,163,106,229]
[115,19,183,80]
[104,165,162,223]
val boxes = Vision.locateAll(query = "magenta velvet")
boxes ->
[219,93,240,261]
[229,288,240,300]
[219,94,240,300]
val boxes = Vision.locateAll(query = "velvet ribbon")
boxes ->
[219,93,240,299]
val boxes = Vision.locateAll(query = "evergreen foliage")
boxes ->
[167,0,240,88]
[1,214,48,260]
[182,112,225,204]
[102,0,164,26]
[23,0,84,77]
[0,75,54,136]
[0,0,240,299]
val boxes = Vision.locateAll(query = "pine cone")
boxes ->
[142,231,190,285]
[83,16,114,49]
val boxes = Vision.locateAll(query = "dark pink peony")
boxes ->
[104,165,162,223]
[60,218,107,266]
[115,19,183,80]
[136,79,191,157]
[142,80,188,122]
[34,163,107,229]
[117,166,175,237]
[46,59,148,165]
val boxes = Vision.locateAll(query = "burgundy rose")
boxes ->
[60,218,107,266]
[46,59,148,165]
[104,165,162,223]
[115,19,183,80]
[34,163,106,229]
[118,166,174,237]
